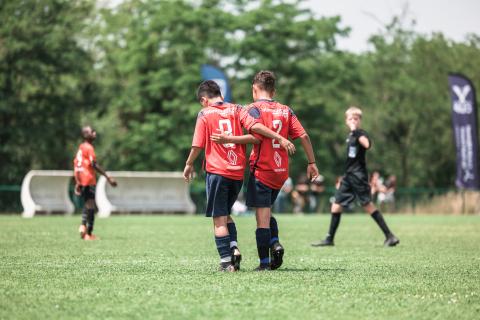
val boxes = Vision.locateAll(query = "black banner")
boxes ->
[448,73,479,189]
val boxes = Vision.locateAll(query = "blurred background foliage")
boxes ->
[2,0,480,189]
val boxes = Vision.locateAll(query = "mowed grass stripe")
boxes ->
[0,215,479,320]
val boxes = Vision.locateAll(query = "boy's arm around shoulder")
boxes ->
[211,132,260,145]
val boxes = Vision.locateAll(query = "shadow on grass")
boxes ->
[276,268,347,272]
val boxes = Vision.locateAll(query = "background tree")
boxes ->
[0,0,97,185]
[2,0,480,208]
[361,18,480,187]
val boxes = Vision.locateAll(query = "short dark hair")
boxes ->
[252,70,276,93]
[196,80,222,101]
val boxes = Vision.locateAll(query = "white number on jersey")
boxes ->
[218,119,235,148]
[75,150,83,167]
[272,119,283,148]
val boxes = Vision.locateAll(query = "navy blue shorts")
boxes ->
[205,173,243,217]
[246,172,280,208]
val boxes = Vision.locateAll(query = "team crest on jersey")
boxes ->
[227,150,238,165]
[348,146,357,158]
[274,151,282,167]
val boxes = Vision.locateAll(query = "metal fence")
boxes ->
[0,183,462,214]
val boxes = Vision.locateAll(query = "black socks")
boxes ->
[86,209,95,235]
[326,213,342,241]
[371,210,392,237]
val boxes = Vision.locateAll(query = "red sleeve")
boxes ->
[239,106,258,131]
[88,145,97,163]
[74,147,83,171]
[288,109,306,140]
[191,113,206,148]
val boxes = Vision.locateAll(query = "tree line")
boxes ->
[2,0,480,189]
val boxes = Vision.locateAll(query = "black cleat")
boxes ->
[384,234,400,247]
[254,264,271,271]
[218,262,236,272]
[231,247,242,271]
[311,238,334,247]
[270,241,284,270]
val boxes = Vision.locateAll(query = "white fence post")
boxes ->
[96,171,196,217]
[21,170,74,218]
[20,170,196,217]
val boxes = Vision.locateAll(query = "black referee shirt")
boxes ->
[344,129,371,175]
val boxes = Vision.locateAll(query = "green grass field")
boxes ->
[1,214,479,319]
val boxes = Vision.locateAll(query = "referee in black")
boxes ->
[312,106,399,247]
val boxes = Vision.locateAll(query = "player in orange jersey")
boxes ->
[74,126,117,240]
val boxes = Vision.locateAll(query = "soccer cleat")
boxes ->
[311,238,334,247]
[231,247,242,271]
[254,264,271,271]
[384,234,400,247]
[78,225,87,239]
[218,262,236,272]
[84,234,99,241]
[270,241,284,270]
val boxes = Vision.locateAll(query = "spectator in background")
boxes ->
[309,175,325,213]
[370,171,387,203]
[378,175,397,212]
[273,177,293,213]
[292,174,310,214]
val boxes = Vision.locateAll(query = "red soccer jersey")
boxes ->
[247,100,306,189]
[73,142,97,186]
[191,102,257,180]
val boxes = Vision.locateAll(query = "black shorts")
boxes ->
[205,173,243,217]
[246,172,280,208]
[334,173,371,207]
[81,186,96,201]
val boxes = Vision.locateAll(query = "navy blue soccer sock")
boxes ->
[270,216,280,245]
[86,209,95,235]
[215,235,232,263]
[256,228,271,265]
[227,222,238,248]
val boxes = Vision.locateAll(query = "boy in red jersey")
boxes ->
[74,126,117,240]
[184,80,294,272]
[245,71,318,271]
